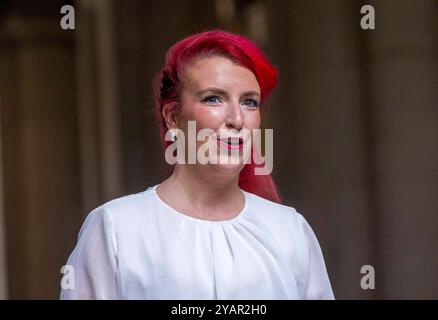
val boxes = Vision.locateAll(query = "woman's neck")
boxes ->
[156,164,245,221]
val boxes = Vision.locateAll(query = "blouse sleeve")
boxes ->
[299,214,335,300]
[60,206,118,299]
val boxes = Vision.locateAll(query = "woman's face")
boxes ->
[175,55,261,175]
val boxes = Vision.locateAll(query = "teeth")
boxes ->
[222,138,241,145]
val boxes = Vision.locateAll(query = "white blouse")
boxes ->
[60,185,334,300]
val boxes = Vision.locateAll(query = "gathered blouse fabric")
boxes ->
[60,185,334,299]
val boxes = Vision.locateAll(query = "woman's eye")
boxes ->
[202,95,221,104]
[242,98,259,108]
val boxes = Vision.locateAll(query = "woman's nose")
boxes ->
[225,101,244,130]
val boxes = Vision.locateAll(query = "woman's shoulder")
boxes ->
[244,190,306,226]
[244,191,317,264]
[101,187,154,211]
[84,186,157,227]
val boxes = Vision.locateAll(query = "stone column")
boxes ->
[366,0,438,299]
[0,2,82,298]
[266,0,377,298]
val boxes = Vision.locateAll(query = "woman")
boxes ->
[60,30,334,299]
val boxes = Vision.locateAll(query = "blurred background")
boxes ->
[0,0,437,299]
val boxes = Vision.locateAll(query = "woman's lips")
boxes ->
[217,137,244,150]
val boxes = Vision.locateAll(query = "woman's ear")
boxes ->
[162,103,180,129]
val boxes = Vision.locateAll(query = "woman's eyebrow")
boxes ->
[197,87,228,96]
[241,91,261,98]
[197,87,260,98]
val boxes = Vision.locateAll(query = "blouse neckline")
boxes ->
[150,184,249,225]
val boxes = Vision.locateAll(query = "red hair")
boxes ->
[154,29,282,203]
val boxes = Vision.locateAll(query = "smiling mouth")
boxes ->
[217,137,244,150]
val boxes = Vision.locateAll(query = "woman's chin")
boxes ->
[207,160,245,176]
